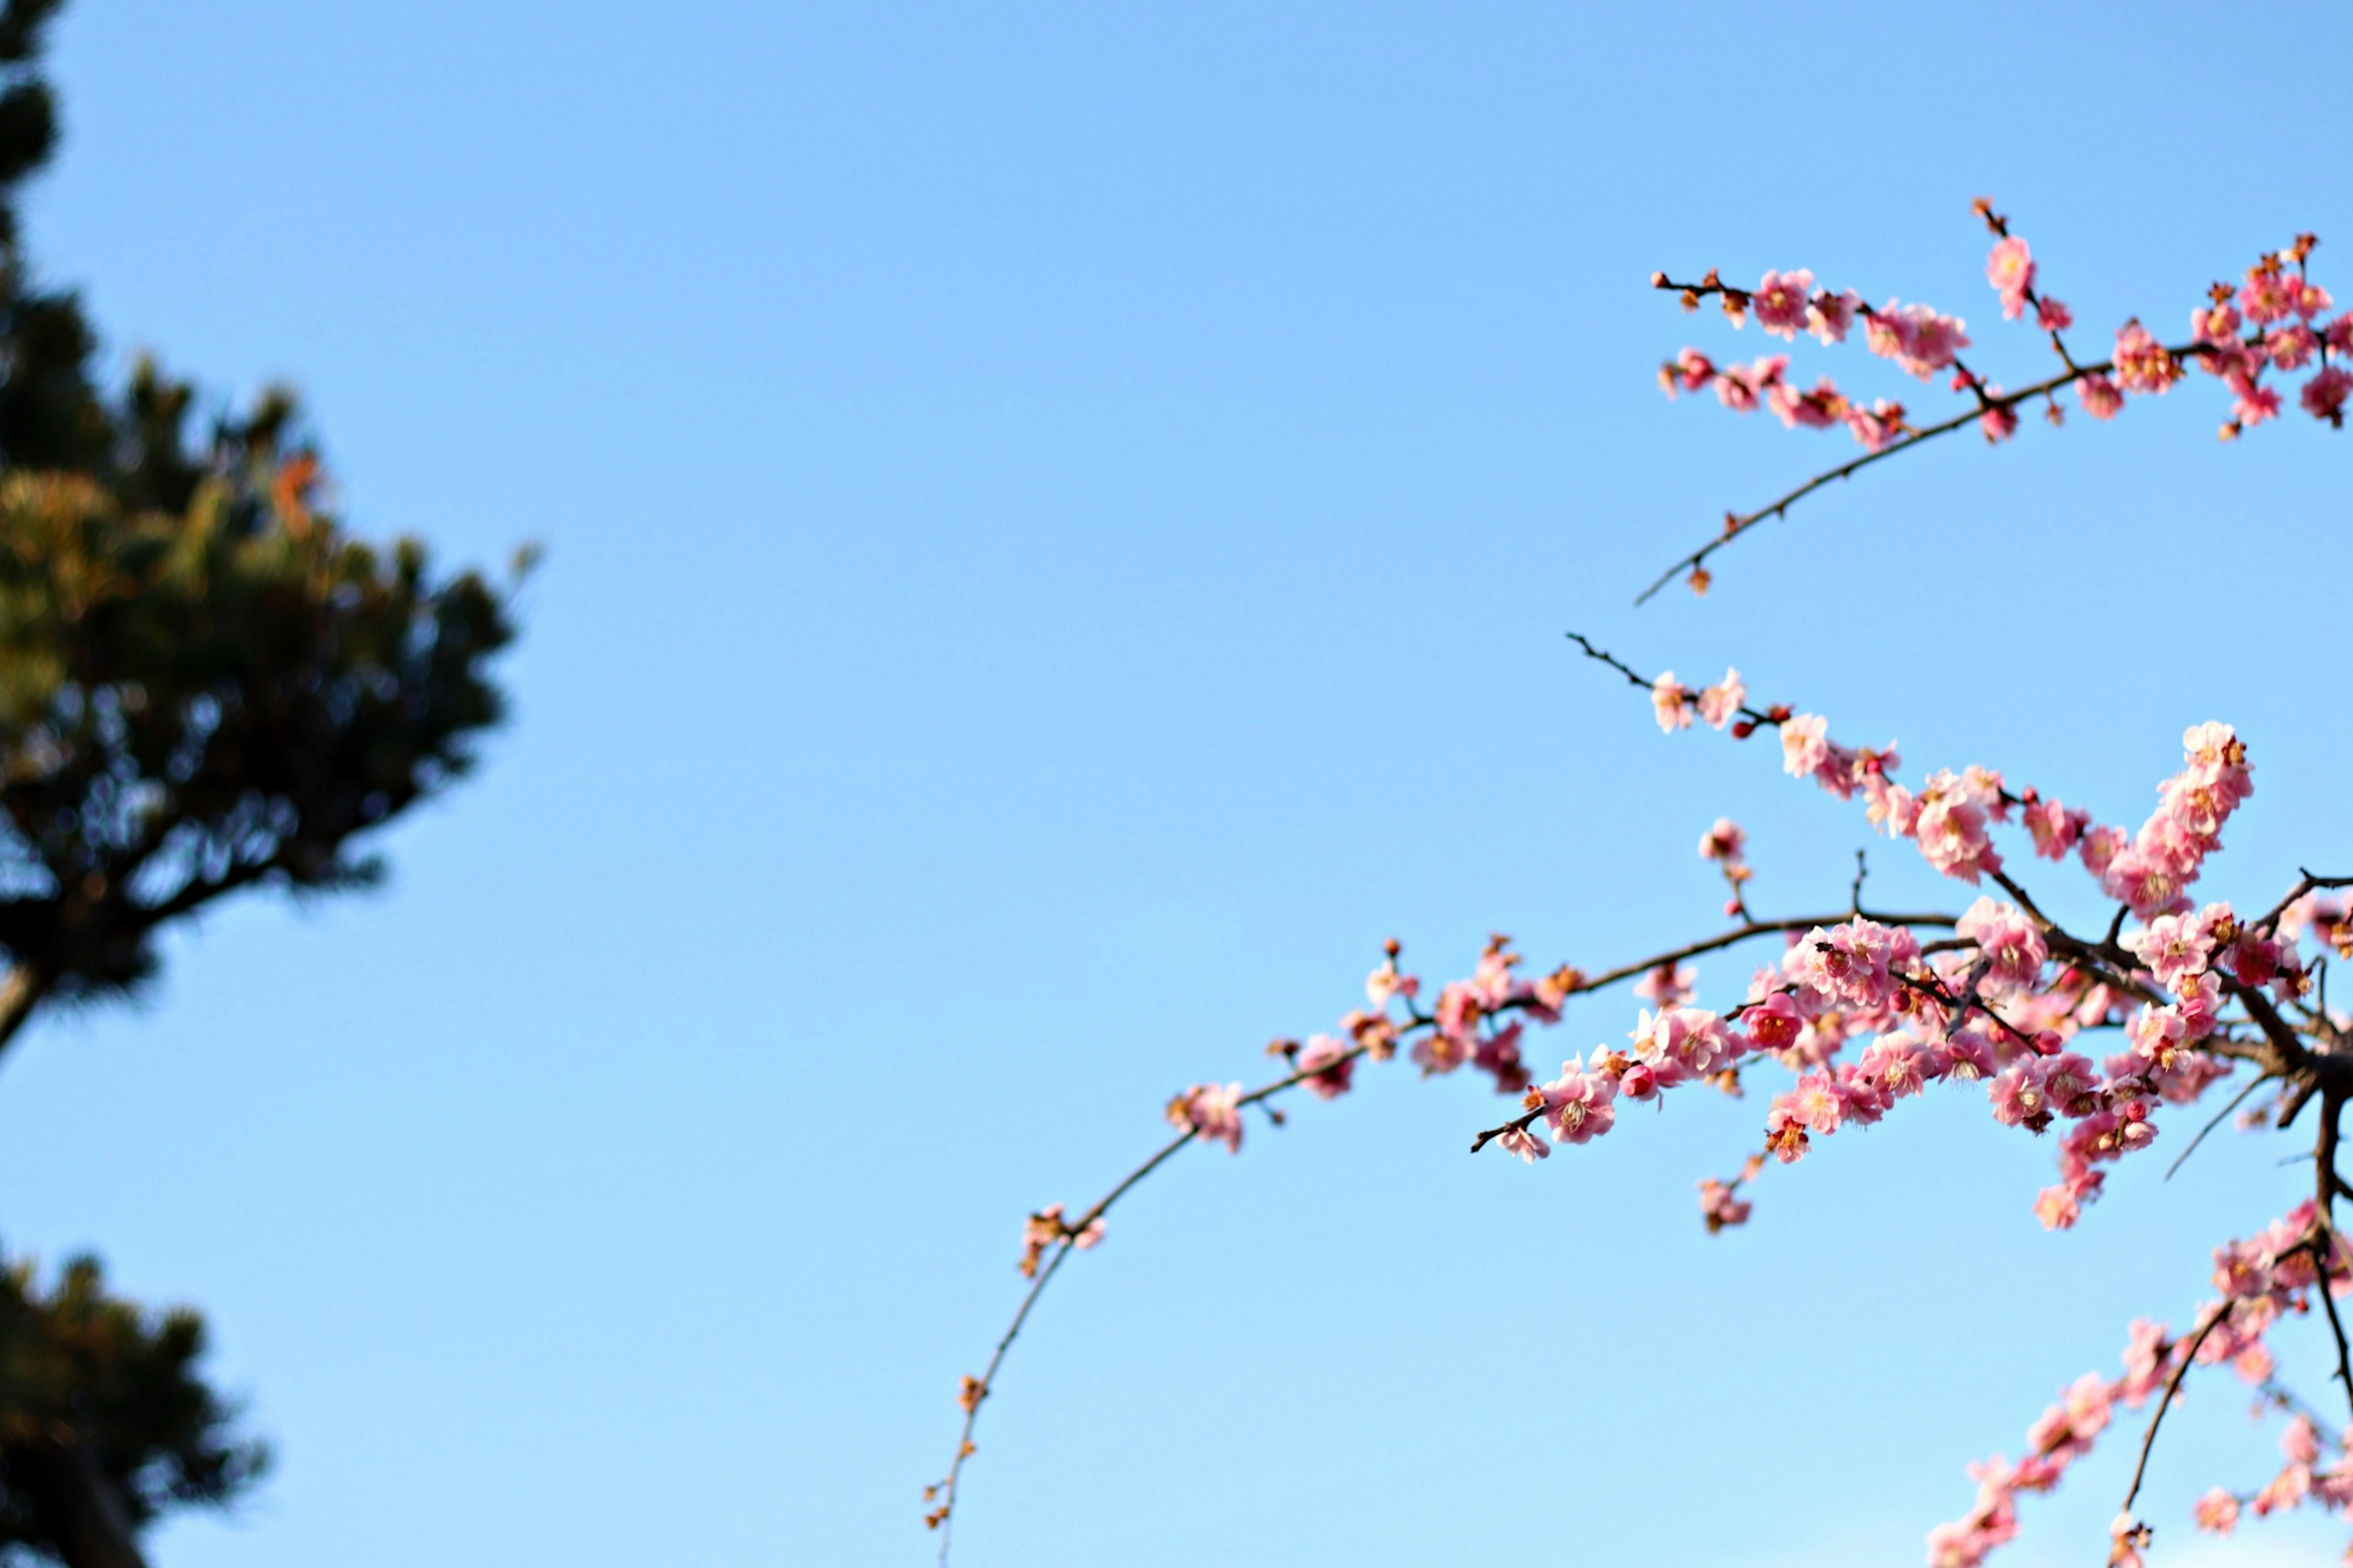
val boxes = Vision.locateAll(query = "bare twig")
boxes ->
[2164,1071,2269,1181]
[2121,1305,2230,1518]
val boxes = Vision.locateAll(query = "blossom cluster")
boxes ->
[1658,217,2346,458]
[1930,1205,2353,1568]
[944,205,2352,1568]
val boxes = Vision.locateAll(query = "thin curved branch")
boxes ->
[930,901,1959,1555]
[2121,1305,2230,1519]
[1632,333,2217,606]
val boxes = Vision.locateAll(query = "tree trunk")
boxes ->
[12,1438,150,1568]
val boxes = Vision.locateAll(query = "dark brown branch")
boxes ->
[2256,870,2353,936]
[2121,1305,2231,1518]
[2313,1094,2353,1422]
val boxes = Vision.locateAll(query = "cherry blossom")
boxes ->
[938,202,2353,1568]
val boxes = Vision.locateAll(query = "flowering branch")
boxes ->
[937,199,2353,1567]
[1637,206,2343,603]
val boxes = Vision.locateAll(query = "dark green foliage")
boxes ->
[0,1,523,1559]
[0,1252,266,1562]
[0,0,521,1015]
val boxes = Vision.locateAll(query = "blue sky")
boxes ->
[3,2,2351,1564]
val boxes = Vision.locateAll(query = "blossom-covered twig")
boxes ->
[1636,206,2343,603]
[937,200,2353,1567]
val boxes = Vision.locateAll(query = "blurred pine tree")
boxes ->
[0,1,524,1561]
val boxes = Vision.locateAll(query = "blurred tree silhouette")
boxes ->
[0,1,523,1561]
[0,1255,265,1568]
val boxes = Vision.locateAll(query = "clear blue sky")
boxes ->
[4,2,2350,1564]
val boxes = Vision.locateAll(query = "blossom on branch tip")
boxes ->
[1987,237,2035,319]
[1495,1126,1548,1163]
[1697,1176,1751,1232]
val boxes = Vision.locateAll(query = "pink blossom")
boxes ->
[1651,672,1692,733]
[1978,400,2018,444]
[1698,817,1746,863]
[1781,713,1830,779]
[1844,398,1906,451]
[2021,798,2088,859]
[1806,289,1859,344]
[1297,1034,1357,1100]
[1786,1070,1845,1134]
[2036,296,2072,331]
[1634,1007,1734,1078]
[1986,237,2034,319]
[2122,907,2218,990]
[2240,265,2298,324]
[2078,824,2128,877]
[1713,355,1787,412]
[1634,961,1696,1011]
[2267,322,2318,370]
[2192,300,2241,345]
[1366,958,1419,1007]
[1913,771,2003,885]
[1697,668,1745,729]
[1495,1125,1548,1163]
[2030,1184,2078,1232]
[2113,320,2180,394]
[1872,301,1971,378]
[1743,990,1804,1055]
[1752,269,1815,339]
[1765,376,1848,430]
[2232,379,2281,427]
[1858,1030,1943,1097]
[1789,918,1914,1010]
[1697,1177,1751,1231]
[1167,1082,1245,1152]
[1660,346,1715,396]
[2303,365,2351,425]
[1540,1058,1617,1146]
[1988,1062,2052,1131]
[1958,898,2047,990]
[2192,1489,2240,1534]
[2075,373,2124,420]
